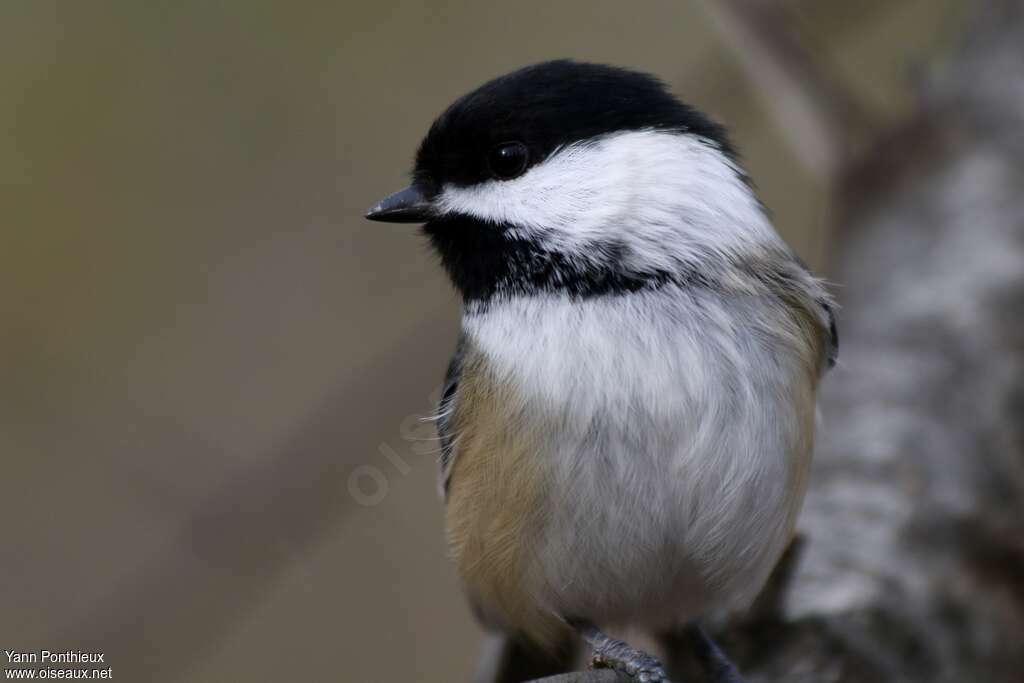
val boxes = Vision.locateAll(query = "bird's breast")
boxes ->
[448,288,821,639]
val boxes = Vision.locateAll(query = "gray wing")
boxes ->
[436,333,465,500]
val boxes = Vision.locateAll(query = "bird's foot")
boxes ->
[570,619,669,682]
[591,645,668,682]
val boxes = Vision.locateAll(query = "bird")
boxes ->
[366,60,837,683]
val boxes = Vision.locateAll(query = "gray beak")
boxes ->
[365,185,434,223]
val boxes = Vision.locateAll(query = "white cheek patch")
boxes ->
[435,129,781,273]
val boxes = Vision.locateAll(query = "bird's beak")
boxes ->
[365,184,434,223]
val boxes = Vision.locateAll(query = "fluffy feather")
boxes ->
[445,279,825,644]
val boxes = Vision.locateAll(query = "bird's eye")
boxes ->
[487,142,529,180]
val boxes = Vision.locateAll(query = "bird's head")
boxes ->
[367,60,783,304]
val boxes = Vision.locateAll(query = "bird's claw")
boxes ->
[591,647,668,682]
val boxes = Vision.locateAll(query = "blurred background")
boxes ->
[3,1,1007,681]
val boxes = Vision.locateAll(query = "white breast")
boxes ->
[461,286,819,629]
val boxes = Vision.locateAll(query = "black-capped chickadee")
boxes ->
[367,60,836,683]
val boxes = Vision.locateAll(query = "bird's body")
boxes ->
[367,60,836,681]
[447,279,822,646]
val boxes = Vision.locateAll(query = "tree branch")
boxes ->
[694,0,877,177]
